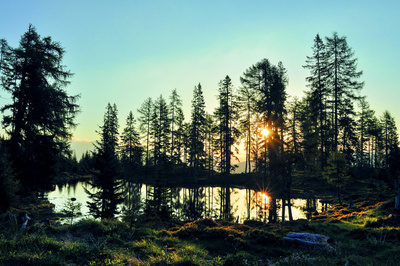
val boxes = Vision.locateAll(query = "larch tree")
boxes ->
[0,25,80,195]
[303,34,329,170]
[325,32,363,150]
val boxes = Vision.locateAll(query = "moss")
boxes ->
[1,188,400,266]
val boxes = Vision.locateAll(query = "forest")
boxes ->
[0,25,400,265]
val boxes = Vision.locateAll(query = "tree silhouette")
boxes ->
[303,34,329,170]
[325,32,363,150]
[0,25,80,195]
[137,97,153,173]
[120,111,143,178]
[214,75,240,174]
[86,103,123,220]
[169,89,185,165]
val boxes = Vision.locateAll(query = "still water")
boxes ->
[47,182,326,222]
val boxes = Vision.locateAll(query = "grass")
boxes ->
[1,176,400,265]
[0,211,398,265]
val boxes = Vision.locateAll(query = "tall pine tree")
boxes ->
[120,111,143,178]
[86,103,123,220]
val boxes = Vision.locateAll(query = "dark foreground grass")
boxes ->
[1,195,400,265]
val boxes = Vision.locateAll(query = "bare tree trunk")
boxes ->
[246,188,251,220]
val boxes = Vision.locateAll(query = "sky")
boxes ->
[1,1,400,159]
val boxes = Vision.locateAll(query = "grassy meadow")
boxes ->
[0,176,399,265]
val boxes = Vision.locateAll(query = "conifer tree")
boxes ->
[325,32,363,150]
[0,25,80,195]
[381,110,399,168]
[367,116,383,168]
[237,82,256,174]
[137,98,153,171]
[169,89,184,165]
[356,97,375,168]
[120,111,143,178]
[151,95,170,171]
[214,75,240,174]
[241,59,287,174]
[188,83,207,220]
[0,141,19,212]
[204,113,217,176]
[86,103,123,220]
[303,34,329,169]
[190,83,206,170]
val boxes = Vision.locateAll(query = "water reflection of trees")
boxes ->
[121,185,285,222]
[51,182,324,223]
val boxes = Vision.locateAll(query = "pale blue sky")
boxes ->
[1,1,400,158]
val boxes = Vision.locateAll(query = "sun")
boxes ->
[261,193,269,206]
[261,128,269,137]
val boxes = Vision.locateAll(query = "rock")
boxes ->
[283,232,333,246]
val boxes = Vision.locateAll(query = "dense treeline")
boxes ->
[1,26,400,221]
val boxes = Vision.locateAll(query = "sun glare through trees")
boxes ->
[1,20,400,265]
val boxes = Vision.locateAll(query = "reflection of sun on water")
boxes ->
[256,191,270,213]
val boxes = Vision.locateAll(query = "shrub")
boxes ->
[244,229,280,245]
[193,218,219,228]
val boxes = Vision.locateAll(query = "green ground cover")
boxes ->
[0,193,399,265]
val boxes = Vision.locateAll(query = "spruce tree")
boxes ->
[169,89,184,165]
[86,103,123,220]
[120,111,143,178]
[214,75,240,174]
[240,59,287,174]
[237,82,256,174]
[356,97,375,168]
[190,83,206,170]
[150,95,170,172]
[137,98,153,171]
[381,111,399,168]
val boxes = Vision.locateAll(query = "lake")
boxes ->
[47,181,327,222]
